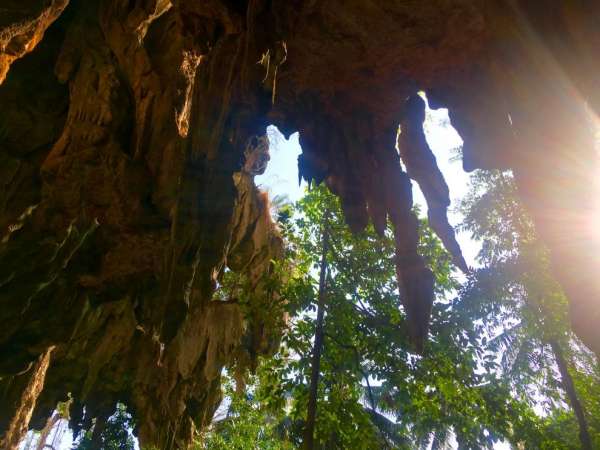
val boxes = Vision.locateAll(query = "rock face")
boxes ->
[0,1,69,84]
[1,1,600,448]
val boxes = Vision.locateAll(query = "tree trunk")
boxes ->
[88,415,107,450]
[35,413,60,450]
[549,339,592,450]
[303,211,330,450]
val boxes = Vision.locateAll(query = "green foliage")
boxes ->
[206,184,551,449]
[458,169,600,448]
[72,404,136,450]
[198,377,294,450]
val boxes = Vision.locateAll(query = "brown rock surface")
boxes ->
[0,1,69,84]
[1,1,600,448]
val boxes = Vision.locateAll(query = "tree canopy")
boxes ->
[199,178,598,449]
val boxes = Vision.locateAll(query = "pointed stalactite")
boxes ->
[1,346,55,450]
[397,94,468,273]
[377,134,434,354]
[296,119,438,352]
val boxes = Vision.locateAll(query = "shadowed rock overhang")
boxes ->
[1,1,600,448]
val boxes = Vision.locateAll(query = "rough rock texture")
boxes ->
[1,347,55,450]
[1,1,600,448]
[0,1,69,84]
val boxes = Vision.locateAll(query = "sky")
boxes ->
[256,100,480,268]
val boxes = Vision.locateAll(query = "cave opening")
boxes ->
[3,1,600,449]
[255,126,304,206]
[257,102,478,270]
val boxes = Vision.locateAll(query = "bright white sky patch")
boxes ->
[258,105,480,268]
[255,127,305,203]
[421,102,480,268]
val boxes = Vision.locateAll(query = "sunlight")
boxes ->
[592,118,600,238]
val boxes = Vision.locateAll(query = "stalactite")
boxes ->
[1,347,55,450]
[397,94,468,273]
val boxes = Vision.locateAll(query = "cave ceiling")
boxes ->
[1,1,600,448]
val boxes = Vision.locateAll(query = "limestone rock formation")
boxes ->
[1,1,600,448]
[0,1,69,84]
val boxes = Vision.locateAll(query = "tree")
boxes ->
[72,404,135,450]
[458,169,600,449]
[250,185,544,449]
[85,176,600,450]
[302,208,330,449]
[199,376,293,450]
